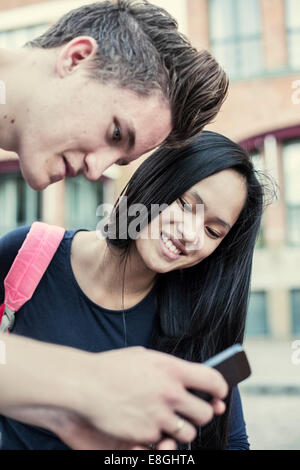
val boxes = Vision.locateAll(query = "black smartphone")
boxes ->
[191,344,251,401]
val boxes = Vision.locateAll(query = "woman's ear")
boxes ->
[56,36,98,78]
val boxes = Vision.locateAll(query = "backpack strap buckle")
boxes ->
[0,305,15,333]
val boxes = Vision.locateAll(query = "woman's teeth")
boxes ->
[161,233,181,255]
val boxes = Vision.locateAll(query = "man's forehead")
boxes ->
[131,102,172,153]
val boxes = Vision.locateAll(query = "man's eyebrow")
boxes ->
[114,117,136,152]
[126,126,136,152]
[189,190,232,231]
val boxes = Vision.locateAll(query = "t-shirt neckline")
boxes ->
[65,229,156,315]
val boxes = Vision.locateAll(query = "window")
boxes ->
[0,24,48,48]
[66,175,104,231]
[283,141,300,246]
[209,0,263,80]
[291,290,300,334]
[286,0,300,70]
[0,173,41,236]
[245,291,269,336]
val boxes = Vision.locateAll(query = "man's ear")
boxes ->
[56,36,98,77]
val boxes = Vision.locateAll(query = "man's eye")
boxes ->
[112,125,122,142]
[116,159,129,166]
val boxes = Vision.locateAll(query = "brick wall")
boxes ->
[208,74,300,142]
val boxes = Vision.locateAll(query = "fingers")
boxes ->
[211,398,226,415]
[178,362,228,401]
[83,348,228,445]
[131,445,149,450]
[161,416,197,444]
[170,389,226,431]
[142,397,226,448]
[132,438,178,451]
[155,438,177,450]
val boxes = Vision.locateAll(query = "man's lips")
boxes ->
[63,156,77,178]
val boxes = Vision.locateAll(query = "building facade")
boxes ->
[0,0,299,339]
[187,0,300,340]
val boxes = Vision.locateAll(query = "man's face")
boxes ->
[17,80,172,190]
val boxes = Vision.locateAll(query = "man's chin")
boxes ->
[30,180,49,191]
[20,167,49,191]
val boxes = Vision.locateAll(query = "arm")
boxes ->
[226,387,250,450]
[2,403,178,450]
[0,228,228,447]
[0,335,228,445]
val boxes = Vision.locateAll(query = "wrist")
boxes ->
[0,332,91,415]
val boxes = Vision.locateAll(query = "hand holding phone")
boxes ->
[159,345,251,447]
[190,344,251,402]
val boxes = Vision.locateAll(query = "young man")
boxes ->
[0,0,229,450]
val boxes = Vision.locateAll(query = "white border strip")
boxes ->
[0,0,94,31]
[0,0,188,35]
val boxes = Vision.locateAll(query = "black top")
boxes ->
[0,226,249,450]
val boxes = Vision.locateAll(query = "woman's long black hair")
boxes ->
[105,131,266,449]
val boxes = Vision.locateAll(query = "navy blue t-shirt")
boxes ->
[0,226,249,450]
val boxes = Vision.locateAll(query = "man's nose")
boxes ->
[83,151,117,181]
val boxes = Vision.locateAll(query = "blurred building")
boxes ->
[195,0,300,342]
[0,0,299,339]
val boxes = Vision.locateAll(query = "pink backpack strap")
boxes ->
[0,222,65,333]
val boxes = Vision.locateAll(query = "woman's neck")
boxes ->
[71,231,157,310]
[97,237,157,299]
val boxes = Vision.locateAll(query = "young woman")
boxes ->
[0,131,265,450]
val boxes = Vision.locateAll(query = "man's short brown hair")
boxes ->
[26,0,228,148]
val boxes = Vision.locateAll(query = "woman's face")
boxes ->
[135,169,247,274]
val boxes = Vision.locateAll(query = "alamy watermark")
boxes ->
[291,80,300,105]
[0,339,6,365]
[95,198,205,251]
[0,80,6,104]
[291,340,300,365]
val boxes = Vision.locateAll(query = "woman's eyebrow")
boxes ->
[189,190,232,231]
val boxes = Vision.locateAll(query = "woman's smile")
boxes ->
[160,232,187,261]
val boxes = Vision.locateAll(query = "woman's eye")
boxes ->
[112,125,122,142]
[205,227,220,239]
[178,197,193,212]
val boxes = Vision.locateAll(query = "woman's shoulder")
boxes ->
[0,224,76,260]
[0,225,31,263]
[0,225,32,303]
[0,224,82,279]
[69,230,98,266]
[0,225,88,302]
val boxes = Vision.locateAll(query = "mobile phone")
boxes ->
[191,344,251,401]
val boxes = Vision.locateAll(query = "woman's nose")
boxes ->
[177,213,203,249]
